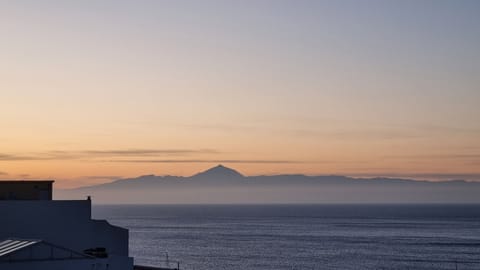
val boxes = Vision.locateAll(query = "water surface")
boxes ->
[93,204,480,270]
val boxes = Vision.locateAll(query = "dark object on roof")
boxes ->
[134,265,179,270]
[84,247,108,258]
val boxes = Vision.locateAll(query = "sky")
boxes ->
[1,0,479,188]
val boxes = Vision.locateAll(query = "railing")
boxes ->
[135,258,480,270]
[134,262,180,270]
[133,251,181,270]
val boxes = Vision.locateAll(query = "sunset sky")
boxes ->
[1,0,479,188]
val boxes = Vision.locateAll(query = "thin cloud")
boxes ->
[182,123,256,133]
[384,154,480,160]
[185,123,423,141]
[0,149,219,161]
[0,154,34,161]
[83,149,218,156]
[418,125,480,134]
[81,175,122,180]
[289,128,422,140]
[0,171,8,176]
[105,159,305,164]
[0,152,78,161]
[468,161,480,166]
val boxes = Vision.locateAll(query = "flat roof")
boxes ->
[0,180,54,183]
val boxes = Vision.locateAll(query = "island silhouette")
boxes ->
[55,165,480,204]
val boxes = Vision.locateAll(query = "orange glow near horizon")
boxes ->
[1,144,479,189]
[1,1,480,188]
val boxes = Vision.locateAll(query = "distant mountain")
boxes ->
[192,164,244,180]
[56,165,480,204]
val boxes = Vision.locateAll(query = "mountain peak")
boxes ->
[193,164,244,178]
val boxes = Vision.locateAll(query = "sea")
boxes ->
[92,204,480,270]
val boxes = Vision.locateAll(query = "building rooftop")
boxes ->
[0,180,54,183]
[0,181,54,200]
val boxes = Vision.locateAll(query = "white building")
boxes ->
[0,181,134,270]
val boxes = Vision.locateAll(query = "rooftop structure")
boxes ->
[0,181,133,270]
[0,181,53,200]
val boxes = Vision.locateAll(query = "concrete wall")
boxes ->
[92,220,129,256]
[0,200,130,257]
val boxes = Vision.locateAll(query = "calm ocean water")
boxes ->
[92,204,480,270]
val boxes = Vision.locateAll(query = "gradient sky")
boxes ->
[1,0,479,188]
